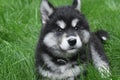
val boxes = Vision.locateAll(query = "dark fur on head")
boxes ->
[36,0,111,80]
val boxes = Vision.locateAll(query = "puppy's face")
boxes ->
[40,0,90,57]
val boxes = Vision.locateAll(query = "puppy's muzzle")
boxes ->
[68,38,77,46]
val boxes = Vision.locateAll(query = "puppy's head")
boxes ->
[40,0,90,57]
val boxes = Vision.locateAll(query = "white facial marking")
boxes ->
[60,34,70,51]
[81,30,90,43]
[72,18,79,27]
[60,34,82,54]
[56,20,66,29]
[90,45,111,78]
[102,36,107,41]
[43,32,57,48]
[76,35,82,48]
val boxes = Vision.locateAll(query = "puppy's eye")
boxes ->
[74,25,80,30]
[74,27,79,30]
[57,28,63,32]
[74,25,84,30]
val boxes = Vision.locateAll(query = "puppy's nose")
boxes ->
[68,38,76,46]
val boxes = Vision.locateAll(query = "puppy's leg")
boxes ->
[67,77,74,80]
[89,33,111,78]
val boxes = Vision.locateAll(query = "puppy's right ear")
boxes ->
[72,0,81,11]
[40,0,54,25]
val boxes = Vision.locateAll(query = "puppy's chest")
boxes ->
[43,54,83,74]
[39,54,85,79]
[52,60,79,73]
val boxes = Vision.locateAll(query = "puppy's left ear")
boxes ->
[40,0,54,25]
[72,0,81,11]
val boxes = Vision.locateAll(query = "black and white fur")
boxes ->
[36,0,111,80]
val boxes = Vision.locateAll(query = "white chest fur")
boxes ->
[38,54,83,80]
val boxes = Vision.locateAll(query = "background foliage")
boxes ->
[0,0,120,80]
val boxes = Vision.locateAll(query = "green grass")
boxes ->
[0,0,120,80]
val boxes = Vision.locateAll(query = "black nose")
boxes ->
[68,39,76,46]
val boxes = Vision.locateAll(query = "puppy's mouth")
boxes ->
[69,47,76,50]
[67,49,77,53]
[59,35,82,54]
[59,46,78,53]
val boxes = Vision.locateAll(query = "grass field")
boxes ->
[0,0,120,80]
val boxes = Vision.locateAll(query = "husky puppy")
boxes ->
[35,0,110,80]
